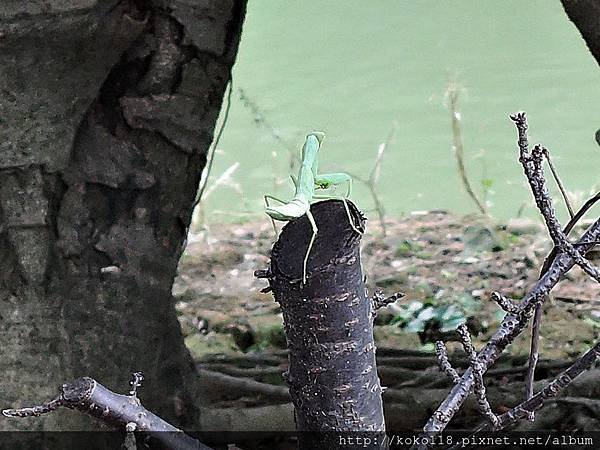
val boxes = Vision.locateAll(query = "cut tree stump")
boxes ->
[263,200,386,449]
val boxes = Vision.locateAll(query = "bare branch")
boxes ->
[435,341,460,384]
[2,395,63,418]
[456,325,499,427]
[3,376,211,450]
[525,191,600,418]
[420,226,600,436]
[544,151,574,219]
[515,117,600,283]
[416,112,600,442]
[489,292,520,315]
[372,290,404,310]
[488,340,600,430]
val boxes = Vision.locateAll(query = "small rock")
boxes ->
[100,265,121,274]
[463,224,508,253]
[453,256,479,264]
[440,269,457,281]
[419,232,441,245]
[471,289,485,298]
[507,218,542,236]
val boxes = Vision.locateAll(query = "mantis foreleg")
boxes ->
[314,172,353,197]
[303,209,318,284]
[313,173,361,235]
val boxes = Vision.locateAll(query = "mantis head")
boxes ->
[307,131,325,147]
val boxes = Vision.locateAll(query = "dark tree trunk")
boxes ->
[561,0,600,66]
[0,0,246,431]
[267,200,386,449]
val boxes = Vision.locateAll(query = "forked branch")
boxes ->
[3,374,211,450]
[418,112,600,446]
[489,340,600,430]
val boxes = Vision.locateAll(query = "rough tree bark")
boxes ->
[0,0,246,431]
[561,0,600,66]
[264,200,386,449]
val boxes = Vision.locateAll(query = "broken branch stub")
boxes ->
[267,200,385,448]
[3,377,210,450]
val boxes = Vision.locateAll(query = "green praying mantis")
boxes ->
[264,132,363,284]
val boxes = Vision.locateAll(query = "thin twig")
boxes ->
[503,114,600,423]
[532,192,600,398]
[487,340,600,430]
[200,162,241,200]
[539,191,600,276]
[544,151,574,219]
[346,125,396,237]
[435,341,460,384]
[372,290,404,310]
[447,82,487,215]
[456,325,498,427]
[420,226,600,438]
[238,88,299,173]
[129,372,144,397]
[194,78,233,208]
[489,292,520,315]
[525,303,542,421]
[369,126,396,183]
[2,395,63,418]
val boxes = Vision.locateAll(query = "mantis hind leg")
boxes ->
[313,193,363,236]
[340,196,363,236]
[264,194,286,235]
[303,209,318,284]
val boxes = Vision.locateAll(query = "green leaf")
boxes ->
[440,315,466,332]
[416,306,436,322]
[406,318,426,333]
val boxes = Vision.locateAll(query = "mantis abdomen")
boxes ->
[265,197,310,222]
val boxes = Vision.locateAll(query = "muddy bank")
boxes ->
[174,211,600,361]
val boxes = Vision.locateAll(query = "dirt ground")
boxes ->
[173,210,600,363]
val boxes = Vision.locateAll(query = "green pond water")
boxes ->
[203,0,600,225]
